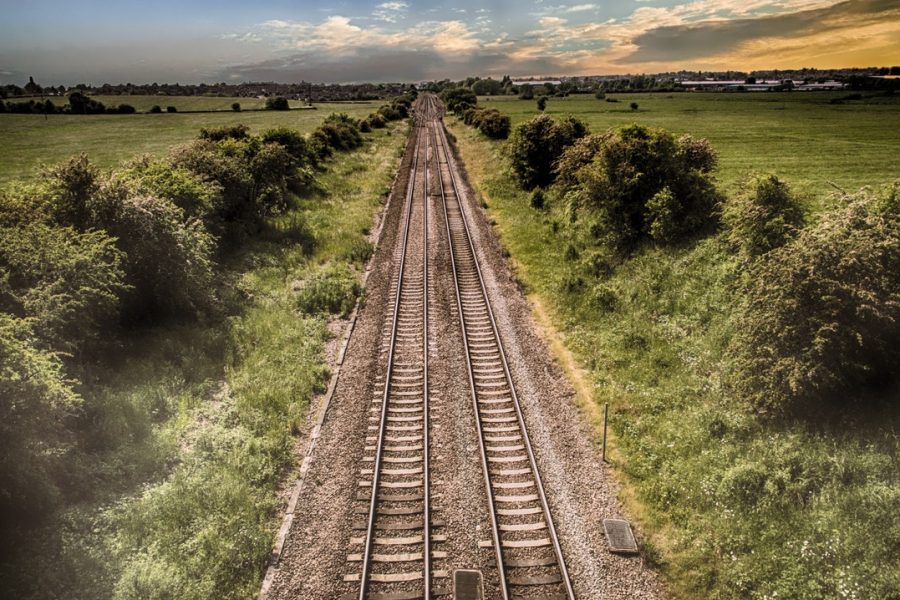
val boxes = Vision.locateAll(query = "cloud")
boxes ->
[374,1,409,23]
[620,0,900,62]
[566,4,598,12]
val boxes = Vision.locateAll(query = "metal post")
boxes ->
[602,403,609,463]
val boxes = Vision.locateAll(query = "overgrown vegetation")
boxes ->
[449,111,900,599]
[0,100,409,598]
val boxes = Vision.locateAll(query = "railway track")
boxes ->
[429,103,575,599]
[347,94,574,599]
[346,98,444,600]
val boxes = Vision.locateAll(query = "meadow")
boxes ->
[0,99,381,184]
[0,109,408,599]
[479,92,900,206]
[449,91,899,599]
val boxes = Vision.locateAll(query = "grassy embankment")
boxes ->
[0,99,380,184]
[0,115,408,599]
[449,92,900,599]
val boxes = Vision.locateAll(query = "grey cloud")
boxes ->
[217,47,573,82]
[620,0,900,63]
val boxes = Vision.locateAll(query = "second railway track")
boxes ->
[347,94,574,599]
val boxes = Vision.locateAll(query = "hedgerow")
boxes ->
[729,183,900,415]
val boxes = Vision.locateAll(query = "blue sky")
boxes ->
[1,0,898,84]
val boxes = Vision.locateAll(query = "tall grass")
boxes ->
[448,119,900,600]
[0,120,408,599]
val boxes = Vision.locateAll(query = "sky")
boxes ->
[1,0,898,84]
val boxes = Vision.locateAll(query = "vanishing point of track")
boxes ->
[349,94,575,599]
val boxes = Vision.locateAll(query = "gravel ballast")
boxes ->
[266,105,669,599]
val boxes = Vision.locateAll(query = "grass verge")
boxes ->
[448,118,899,600]
[0,121,408,599]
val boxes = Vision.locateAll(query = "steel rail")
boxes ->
[431,102,576,600]
[422,96,432,600]
[358,118,428,599]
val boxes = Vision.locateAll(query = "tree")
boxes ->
[536,97,547,111]
[630,101,639,111]
[518,85,534,100]
[265,96,290,111]
[729,183,899,415]
[556,124,721,249]
[595,90,606,100]
[24,76,41,95]
[166,106,177,113]
[149,105,162,113]
[509,114,589,190]
[440,87,477,113]
[231,102,241,112]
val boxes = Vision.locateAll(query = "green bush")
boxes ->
[729,183,900,415]
[510,114,589,190]
[368,113,386,129]
[295,263,361,317]
[261,127,310,164]
[89,180,216,321]
[122,157,223,222]
[724,174,805,261]
[199,124,250,142]
[440,87,477,114]
[149,105,162,114]
[476,109,511,140]
[0,314,81,533]
[0,223,126,353]
[264,96,289,111]
[558,124,721,249]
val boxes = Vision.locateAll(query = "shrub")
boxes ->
[199,124,250,142]
[595,90,606,100]
[261,127,311,164]
[166,106,177,113]
[148,105,162,114]
[115,104,136,115]
[295,263,361,317]
[537,97,547,111]
[477,109,511,140]
[729,183,900,415]
[440,87,477,114]
[231,102,241,112]
[518,85,534,100]
[359,119,371,133]
[0,314,81,533]
[560,124,721,249]
[264,96,289,111]
[67,92,107,114]
[122,157,223,222]
[510,114,589,190]
[630,102,639,111]
[0,223,126,353]
[368,114,386,129]
[530,188,545,209]
[723,175,804,260]
[88,179,217,321]
[169,139,254,231]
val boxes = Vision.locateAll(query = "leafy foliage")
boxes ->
[440,87,477,114]
[723,174,804,261]
[0,223,126,353]
[729,183,900,414]
[510,114,589,190]
[558,124,721,249]
[0,314,81,534]
[295,262,362,317]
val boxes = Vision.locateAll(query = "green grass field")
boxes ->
[449,92,899,599]
[0,117,409,599]
[0,100,381,184]
[40,94,302,112]
[479,92,900,206]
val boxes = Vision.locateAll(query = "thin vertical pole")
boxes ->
[602,403,609,463]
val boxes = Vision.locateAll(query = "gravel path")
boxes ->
[266,100,669,599]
